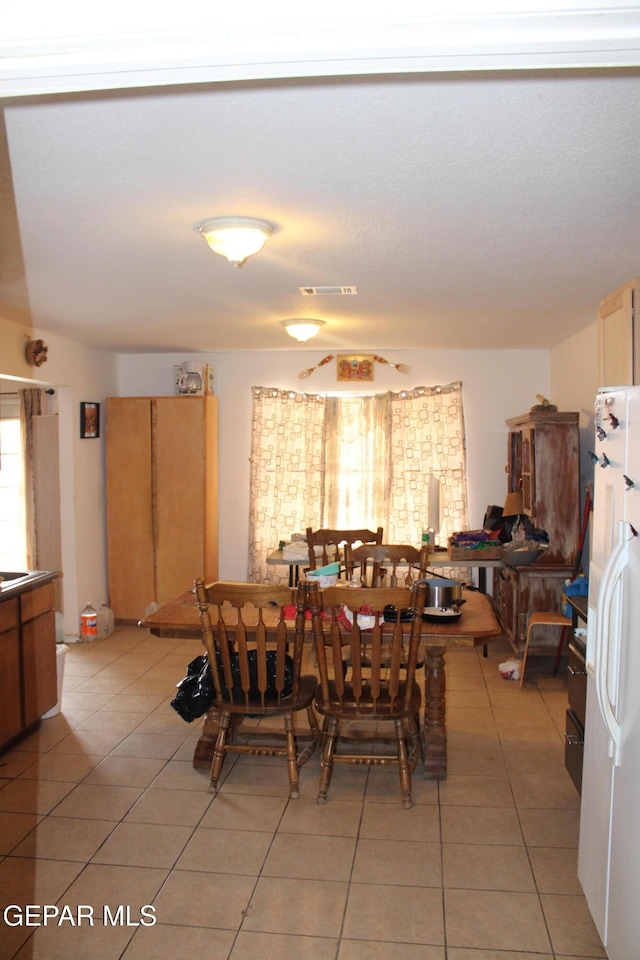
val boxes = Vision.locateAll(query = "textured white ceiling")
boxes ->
[1,11,640,353]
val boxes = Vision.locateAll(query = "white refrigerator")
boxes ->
[578,385,640,959]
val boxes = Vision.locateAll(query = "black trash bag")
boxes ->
[170,650,295,722]
[170,654,214,722]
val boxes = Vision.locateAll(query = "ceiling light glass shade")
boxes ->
[197,216,273,266]
[281,319,325,342]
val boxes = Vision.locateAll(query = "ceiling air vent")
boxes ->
[299,286,358,296]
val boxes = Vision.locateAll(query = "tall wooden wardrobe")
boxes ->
[106,396,218,621]
[494,408,580,652]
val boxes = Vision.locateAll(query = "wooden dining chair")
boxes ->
[195,579,319,797]
[302,578,428,808]
[346,543,430,587]
[305,526,383,572]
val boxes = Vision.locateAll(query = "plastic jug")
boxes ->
[98,604,115,638]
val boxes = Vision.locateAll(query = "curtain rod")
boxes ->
[0,389,55,396]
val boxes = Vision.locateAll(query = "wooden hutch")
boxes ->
[495,408,580,653]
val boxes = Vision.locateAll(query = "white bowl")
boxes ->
[308,573,339,588]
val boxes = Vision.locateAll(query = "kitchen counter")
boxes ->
[0,570,59,751]
[0,569,58,600]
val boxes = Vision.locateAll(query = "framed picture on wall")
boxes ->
[336,354,375,382]
[80,402,100,438]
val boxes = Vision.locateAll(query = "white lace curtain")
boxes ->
[248,382,468,583]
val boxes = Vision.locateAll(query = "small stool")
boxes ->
[520,612,572,688]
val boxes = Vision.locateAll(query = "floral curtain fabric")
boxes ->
[249,382,468,583]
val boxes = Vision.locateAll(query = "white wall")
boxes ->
[0,316,118,637]
[118,348,550,580]
[550,319,599,569]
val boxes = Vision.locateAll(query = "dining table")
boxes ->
[141,584,502,780]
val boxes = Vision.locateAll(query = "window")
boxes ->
[249,382,468,583]
[0,414,27,570]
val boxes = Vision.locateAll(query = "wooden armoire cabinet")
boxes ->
[495,409,580,652]
[106,396,218,621]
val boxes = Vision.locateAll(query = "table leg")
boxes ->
[192,710,221,769]
[423,645,447,780]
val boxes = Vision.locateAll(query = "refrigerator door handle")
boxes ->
[595,520,630,766]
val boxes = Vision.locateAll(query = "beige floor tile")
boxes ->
[278,797,362,838]
[541,894,607,957]
[359,800,440,842]
[176,825,273,875]
[58,691,116,712]
[50,783,144,821]
[438,774,515,807]
[444,708,497,731]
[296,759,368,802]
[61,862,168,914]
[364,765,439,804]
[152,869,255,928]
[133,707,194,735]
[243,875,348,938]
[518,807,580,848]
[442,804,524,846]
[0,777,74,814]
[75,710,148,735]
[12,918,137,960]
[64,659,105,676]
[83,755,167,788]
[446,745,507,778]
[510,771,580,809]
[91,821,193,868]
[444,888,551,952]
[122,923,236,960]
[12,816,116,861]
[339,943,444,960]
[0,855,84,904]
[72,676,135,695]
[0,749,39,777]
[232,930,339,960]
[125,787,212,826]
[263,832,356,882]
[18,752,105,782]
[110,732,189,759]
[352,837,442,886]
[501,740,566,777]
[10,723,72,754]
[447,951,552,959]
[528,845,583,895]
[0,625,607,960]
[219,757,309,797]
[148,759,210,791]
[342,882,445,944]
[0,810,42,854]
[51,730,130,755]
[442,842,536,891]
[96,693,167,713]
[447,690,492,710]
[121,679,178,696]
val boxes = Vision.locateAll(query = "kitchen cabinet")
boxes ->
[106,396,218,621]
[497,409,580,652]
[0,577,58,752]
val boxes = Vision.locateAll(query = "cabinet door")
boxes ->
[153,398,208,604]
[106,399,155,620]
[21,611,57,726]
[0,627,22,746]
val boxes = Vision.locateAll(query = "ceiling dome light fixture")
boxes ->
[281,319,326,342]
[196,216,273,267]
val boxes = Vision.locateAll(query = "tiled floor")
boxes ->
[0,626,606,960]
